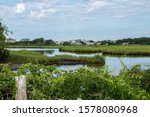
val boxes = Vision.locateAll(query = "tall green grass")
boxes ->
[59,45,150,56]
[7,45,150,56]
[7,51,105,65]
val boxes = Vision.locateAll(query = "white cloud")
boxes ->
[0,6,9,16]
[114,0,150,8]
[15,3,25,13]
[87,0,110,12]
[29,8,56,18]
[1,0,150,20]
[0,5,16,18]
[111,0,150,18]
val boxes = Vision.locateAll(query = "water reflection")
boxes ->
[57,64,87,71]
[7,48,101,57]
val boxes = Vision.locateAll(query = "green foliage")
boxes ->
[115,37,150,45]
[0,49,10,60]
[0,64,16,99]
[8,38,56,46]
[32,38,44,46]
[0,20,10,59]
[0,21,6,50]
[45,39,56,46]
[0,63,150,100]
[62,41,71,45]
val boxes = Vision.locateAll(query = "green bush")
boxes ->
[0,49,10,60]
[0,64,16,99]
[0,63,150,100]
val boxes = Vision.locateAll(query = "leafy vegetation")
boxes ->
[0,64,16,99]
[0,63,150,100]
[8,38,56,46]
[0,20,10,60]
[115,37,150,45]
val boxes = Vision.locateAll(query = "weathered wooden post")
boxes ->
[15,75,27,100]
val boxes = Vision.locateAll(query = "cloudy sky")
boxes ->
[0,0,150,41]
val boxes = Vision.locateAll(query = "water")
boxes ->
[7,48,150,75]
[57,64,87,71]
[105,56,150,75]
[7,48,101,57]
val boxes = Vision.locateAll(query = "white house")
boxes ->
[55,41,61,45]
[84,40,95,45]
[122,42,129,45]
[96,42,102,45]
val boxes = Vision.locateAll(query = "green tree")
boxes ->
[0,21,6,49]
[63,41,71,45]
[0,19,10,59]
[45,39,56,45]
[32,38,45,46]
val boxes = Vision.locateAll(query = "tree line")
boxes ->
[115,37,150,45]
[9,38,56,46]
[100,37,150,45]
[7,37,150,46]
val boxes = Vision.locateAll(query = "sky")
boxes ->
[0,0,150,41]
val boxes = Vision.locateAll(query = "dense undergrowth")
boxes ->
[0,63,150,100]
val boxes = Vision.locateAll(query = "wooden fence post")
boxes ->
[15,75,27,100]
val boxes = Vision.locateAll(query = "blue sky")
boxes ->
[0,0,150,41]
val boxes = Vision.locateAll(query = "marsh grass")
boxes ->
[7,45,150,56]
[59,45,150,56]
[8,51,105,65]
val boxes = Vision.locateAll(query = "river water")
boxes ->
[7,48,150,75]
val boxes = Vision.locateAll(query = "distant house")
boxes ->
[70,40,76,45]
[86,42,95,45]
[5,38,16,43]
[70,41,80,45]
[56,39,97,45]
[75,39,82,43]
[84,40,95,45]
[69,40,82,45]
[60,41,64,45]
[55,41,61,45]
[21,39,30,41]
[96,42,102,45]
[122,42,129,45]
[75,42,82,45]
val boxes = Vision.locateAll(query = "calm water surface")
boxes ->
[8,48,150,75]
[8,48,101,57]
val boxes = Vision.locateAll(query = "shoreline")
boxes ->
[1,62,101,70]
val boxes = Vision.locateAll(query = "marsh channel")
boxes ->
[8,48,150,75]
